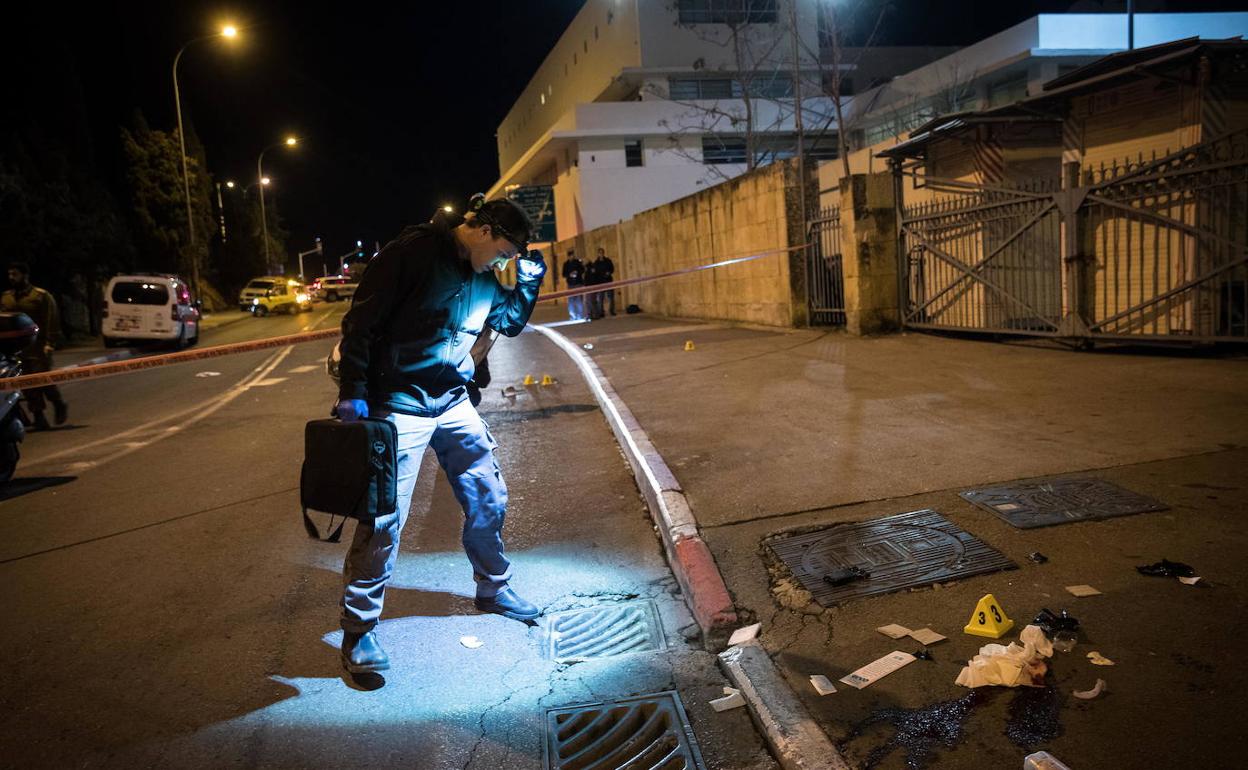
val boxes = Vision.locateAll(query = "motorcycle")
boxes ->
[0,312,39,483]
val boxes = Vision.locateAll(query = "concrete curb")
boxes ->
[531,324,738,649]
[719,640,851,770]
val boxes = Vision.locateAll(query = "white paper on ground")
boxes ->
[459,636,484,649]
[909,628,947,645]
[810,675,838,695]
[1065,584,1103,597]
[1178,576,1202,585]
[840,651,917,689]
[955,624,1054,688]
[1073,678,1107,699]
[728,623,761,646]
[875,623,912,639]
[1087,651,1115,666]
[710,691,746,712]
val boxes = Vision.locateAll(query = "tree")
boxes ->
[119,111,214,279]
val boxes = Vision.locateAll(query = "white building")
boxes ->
[488,0,889,242]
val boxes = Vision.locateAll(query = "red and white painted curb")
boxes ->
[531,323,739,649]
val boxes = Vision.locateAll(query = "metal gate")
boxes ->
[807,205,845,326]
[897,128,1248,343]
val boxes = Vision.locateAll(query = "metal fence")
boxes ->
[807,206,846,326]
[896,128,1248,344]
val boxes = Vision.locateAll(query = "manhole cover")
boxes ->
[960,477,1168,529]
[545,601,665,661]
[769,509,1016,607]
[543,691,705,770]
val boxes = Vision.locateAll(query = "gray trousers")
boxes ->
[340,400,512,632]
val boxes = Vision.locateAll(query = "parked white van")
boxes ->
[102,274,200,348]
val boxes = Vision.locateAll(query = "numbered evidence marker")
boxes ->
[963,593,1014,639]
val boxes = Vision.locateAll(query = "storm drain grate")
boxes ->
[543,691,706,770]
[769,509,1016,607]
[960,477,1168,529]
[545,601,665,661]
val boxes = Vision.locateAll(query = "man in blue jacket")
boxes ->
[333,196,546,674]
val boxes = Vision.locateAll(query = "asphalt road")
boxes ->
[0,304,776,770]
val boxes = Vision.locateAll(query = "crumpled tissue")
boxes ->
[955,624,1053,688]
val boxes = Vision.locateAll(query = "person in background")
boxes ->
[590,247,615,318]
[2,262,68,430]
[561,249,585,320]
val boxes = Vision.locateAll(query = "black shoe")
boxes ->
[53,401,68,426]
[341,630,390,674]
[475,588,541,621]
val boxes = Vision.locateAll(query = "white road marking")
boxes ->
[196,371,222,378]
[249,378,288,387]
[287,365,318,374]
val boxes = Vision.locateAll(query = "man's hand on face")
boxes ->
[516,250,547,284]
[334,398,369,422]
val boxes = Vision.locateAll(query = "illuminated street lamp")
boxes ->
[173,23,239,298]
[442,204,454,213]
[257,136,298,267]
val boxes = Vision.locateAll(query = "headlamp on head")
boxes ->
[467,193,533,257]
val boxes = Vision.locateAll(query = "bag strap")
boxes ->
[302,507,346,543]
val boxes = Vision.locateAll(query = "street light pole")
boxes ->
[257,136,297,272]
[171,25,237,301]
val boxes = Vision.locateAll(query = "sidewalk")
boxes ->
[534,305,1248,768]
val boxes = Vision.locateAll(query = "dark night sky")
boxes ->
[11,0,1248,274]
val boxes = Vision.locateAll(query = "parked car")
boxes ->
[102,274,200,348]
[238,276,289,311]
[246,279,312,317]
[312,275,359,303]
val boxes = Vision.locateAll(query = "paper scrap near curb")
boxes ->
[1178,576,1202,586]
[810,675,838,696]
[840,651,917,690]
[459,636,484,649]
[710,688,745,712]
[909,628,947,645]
[1065,585,1103,597]
[582,343,594,350]
[195,371,221,378]
[728,623,761,646]
[1087,651,1115,666]
[876,623,912,639]
[1073,678,1106,699]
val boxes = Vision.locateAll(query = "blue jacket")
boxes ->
[337,214,540,417]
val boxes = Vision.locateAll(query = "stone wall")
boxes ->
[552,159,807,327]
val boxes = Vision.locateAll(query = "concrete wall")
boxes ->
[553,159,808,327]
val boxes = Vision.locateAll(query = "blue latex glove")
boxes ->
[335,398,369,422]
[516,250,547,284]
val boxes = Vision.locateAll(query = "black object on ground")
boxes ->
[626,303,642,314]
[1137,558,1197,578]
[960,477,1167,529]
[822,566,871,587]
[1032,608,1080,636]
[769,509,1017,607]
[1005,687,1064,749]
[1028,551,1049,564]
[846,690,989,770]
[915,647,934,661]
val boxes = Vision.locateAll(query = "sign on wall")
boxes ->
[508,185,556,243]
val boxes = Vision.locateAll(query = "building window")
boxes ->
[677,0,778,25]
[746,74,792,98]
[669,77,741,100]
[625,140,644,167]
[702,136,747,164]
[987,73,1027,108]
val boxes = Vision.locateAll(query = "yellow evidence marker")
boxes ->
[522,374,536,386]
[963,593,1014,638]
[684,340,696,351]
[540,374,556,386]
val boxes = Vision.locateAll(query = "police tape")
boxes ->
[1,243,805,391]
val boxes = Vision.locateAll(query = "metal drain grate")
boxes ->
[960,477,1168,529]
[769,509,1016,607]
[544,691,705,770]
[545,601,665,661]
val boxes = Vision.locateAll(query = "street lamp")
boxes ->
[258,136,297,269]
[172,23,239,299]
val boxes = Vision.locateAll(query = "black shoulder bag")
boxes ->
[300,417,398,542]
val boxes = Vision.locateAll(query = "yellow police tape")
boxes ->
[1,243,804,391]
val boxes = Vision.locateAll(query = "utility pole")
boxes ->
[1128,0,1135,50]
[214,181,227,242]
[297,238,323,281]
